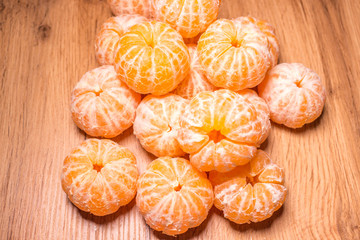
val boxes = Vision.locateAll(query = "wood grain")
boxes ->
[1,0,360,239]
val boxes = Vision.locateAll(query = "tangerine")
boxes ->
[177,89,268,172]
[133,94,188,157]
[71,65,141,138]
[209,150,286,224]
[115,21,190,95]
[258,63,326,128]
[61,139,139,216]
[197,17,278,91]
[136,157,214,235]
[95,14,148,66]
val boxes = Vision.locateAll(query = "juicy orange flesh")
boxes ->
[93,163,103,172]
[208,130,226,143]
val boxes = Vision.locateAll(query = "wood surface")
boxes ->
[1,0,360,239]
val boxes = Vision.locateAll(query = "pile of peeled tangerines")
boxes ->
[61,0,326,236]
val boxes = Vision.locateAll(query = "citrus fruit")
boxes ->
[115,21,190,95]
[107,0,151,18]
[209,150,287,224]
[197,17,279,91]
[61,139,139,216]
[151,0,220,38]
[173,44,217,99]
[177,89,268,172]
[258,63,326,128]
[237,89,271,145]
[136,157,214,235]
[95,14,148,66]
[133,94,188,157]
[71,65,141,138]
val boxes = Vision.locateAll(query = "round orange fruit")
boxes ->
[197,17,278,91]
[237,89,271,145]
[258,63,326,128]
[115,21,190,95]
[71,65,141,138]
[177,89,268,172]
[209,150,287,224]
[173,44,217,99]
[133,94,188,157]
[61,139,139,216]
[151,0,220,38]
[136,157,214,235]
[95,14,148,66]
[107,0,151,18]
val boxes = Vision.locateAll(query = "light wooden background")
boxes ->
[1,0,360,239]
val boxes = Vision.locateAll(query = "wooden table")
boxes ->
[1,0,360,239]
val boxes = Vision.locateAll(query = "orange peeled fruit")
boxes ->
[61,139,139,216]
[237,89,271,145]
[197,17,279,91]
[258,63,326,128]
[71,65,141,138]
[209,150,287,224]
[95,14,148,66]
[115,21,190,95]
[136,157,214,235]
[107,0,151,18]
[173,44,217,99]
[177,89,268,172]
[151,0,220,38]
[133,94,188,157]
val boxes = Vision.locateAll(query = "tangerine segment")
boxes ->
[115,21,190,95]
[178,89,267,172]
[258,63,326,128]
[61,139,139,216]
[237,89,271,145]
[95,14,148,66]
[197,17,275,91]
[209,150,286,224]
[136,157,214,236]
[173,44,217,99]
[151,0,220,38]
[71,66,141,138]
[133,94,188,157]
[241,16,280,68]
[107,0,151,18]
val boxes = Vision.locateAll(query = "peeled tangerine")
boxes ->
[137,157,214,235]
[151,0,219,38]
[107,0,151,18]
[177,89,269,172]
[197,17,279,91]
[61,139,139,216]
[173,44,217,100]
[115,21,190,95]
[95,14,148,66]
[133,94,188,157]
[258,63,326,128]
[209,150,287,224]
[71,65,141,138]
